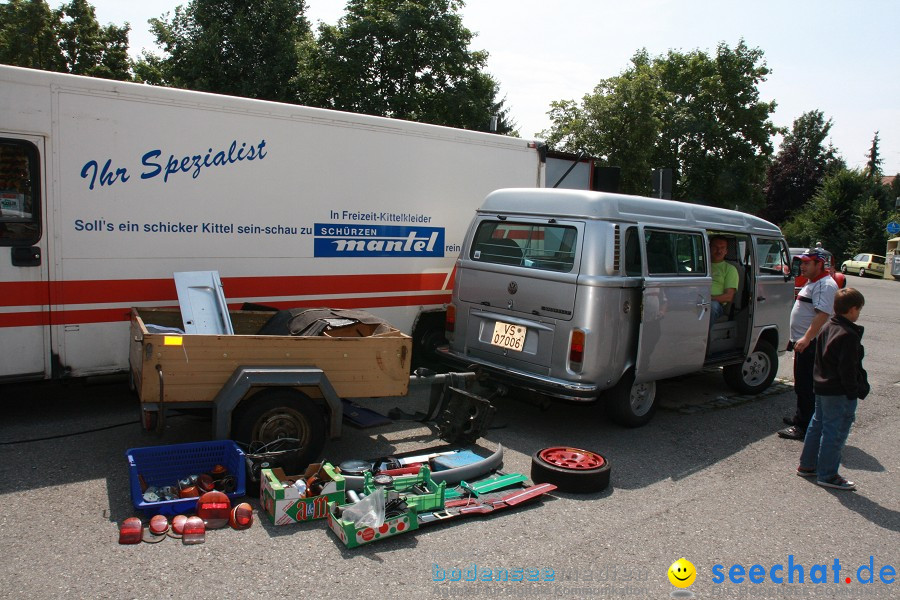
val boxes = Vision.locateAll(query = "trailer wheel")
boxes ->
[530,447,610,493]
[605,369,657,427]
[232,389,327,470]
[723,339,777,395]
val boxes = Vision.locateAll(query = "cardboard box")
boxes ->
[362,465,446,513]
[260,463,345,525]
[327,500,418,548]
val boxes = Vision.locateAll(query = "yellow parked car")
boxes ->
[841,253,886,277]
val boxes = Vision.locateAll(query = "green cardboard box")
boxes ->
[260,463,345,525]
[327,500,418,548]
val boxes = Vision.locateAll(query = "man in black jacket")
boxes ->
[796,288,869,491]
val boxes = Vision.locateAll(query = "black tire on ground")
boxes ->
[841,264,848,274]
[722,339,778,395]
[859,268,866,278]
[605,369,657,427]
[231,388,327,472]
[530,447,611,493]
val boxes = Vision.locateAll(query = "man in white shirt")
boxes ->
[778,248,839,440]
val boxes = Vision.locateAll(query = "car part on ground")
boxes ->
[167,515,187,539]
[181,516,206,545]
[196,491,231,529]
[530,447,611,493]
[118,517,143,544]
[230,503,254,530]
[341,444,504,492]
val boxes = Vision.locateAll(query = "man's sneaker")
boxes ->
[796,466,816,477]
[778,425,805,440]
[817,475,856,491]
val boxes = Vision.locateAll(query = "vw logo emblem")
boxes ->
[507,281,518,294]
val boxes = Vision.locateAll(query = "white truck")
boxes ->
[0,65,562,382]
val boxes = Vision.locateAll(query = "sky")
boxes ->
[62,0,900,175]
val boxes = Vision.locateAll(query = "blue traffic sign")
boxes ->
[887,221,900,235]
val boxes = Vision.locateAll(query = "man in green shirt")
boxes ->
[709,236,739,328]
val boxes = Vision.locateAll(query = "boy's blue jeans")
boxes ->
[799,394,858,480]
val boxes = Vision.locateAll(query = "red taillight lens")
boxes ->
[197,491,231,529]
[182,516,206,545]
[445,304,456,334]
[168,514,188,538]
[179,485,199,498]
[230,502,254,530]
[569,329,585,368]
[197,474,214,492]
[118,517,143,544]
[148,514,169,535]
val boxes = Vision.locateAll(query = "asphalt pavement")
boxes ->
[0,275,897,599]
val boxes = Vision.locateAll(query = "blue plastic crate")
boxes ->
[126,440,246,517]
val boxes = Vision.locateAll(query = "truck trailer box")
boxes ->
[0,65,548,381]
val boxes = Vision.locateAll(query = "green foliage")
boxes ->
[308,0,512,132]
[0,0,130,79]
[135,0,312,103]
[762,110,837,224]
[544,50,660,194]
[848,196,888,256]
[0,0,62,70]
[865,131,882,179]
[542,41,777,211]
[782,168,893,262]
[56,0,130,80]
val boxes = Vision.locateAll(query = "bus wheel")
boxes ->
[531,447,611,493]
[232,388,326,471]
[723,340,777,395]
[605,370,657,427]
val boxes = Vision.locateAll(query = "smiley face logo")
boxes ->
[668,558,697,588]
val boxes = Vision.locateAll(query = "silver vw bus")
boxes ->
[439,188,794,426]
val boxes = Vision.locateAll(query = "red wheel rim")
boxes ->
[539,447,605,470]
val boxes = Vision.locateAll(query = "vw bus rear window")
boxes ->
[470,221,577,272]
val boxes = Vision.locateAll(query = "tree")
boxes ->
[761,110,837,224]
[865,131,882,180]
[135,0,312,103]
[308,0,513,132]
[848,196,887,257]
[0,0,130,79]
[541,41,778,211]
[781,168,889,262]
[0,0,62,71]
[56,0,130,80]
[543,50,660,194]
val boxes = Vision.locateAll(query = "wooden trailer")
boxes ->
[129,307,413,465]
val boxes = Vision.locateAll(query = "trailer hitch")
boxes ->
[389,369,501,445]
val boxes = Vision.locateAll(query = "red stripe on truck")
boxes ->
[1,273,449,307]
[0,293,452,328]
